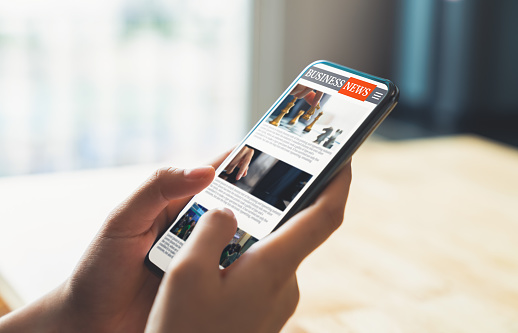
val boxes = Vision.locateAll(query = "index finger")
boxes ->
[255,162,352,273]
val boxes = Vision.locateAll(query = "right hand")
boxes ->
[146,162,352,333]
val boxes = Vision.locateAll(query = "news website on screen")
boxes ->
[149,63,388,270]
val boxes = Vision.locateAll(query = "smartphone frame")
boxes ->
[145,60,399,276]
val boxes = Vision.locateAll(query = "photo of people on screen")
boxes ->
[170,202,208,242]
[219,145,312,211]
[219,228,259,268]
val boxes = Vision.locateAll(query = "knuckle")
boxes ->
[150,167,178,201]
[322,206,345,232]
[152,167,177,182]
[274,275,299,319]
[104,205,124,224]
[276,278,300,320]
[288,284,300,311]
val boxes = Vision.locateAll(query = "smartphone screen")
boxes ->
[148,61,396,271]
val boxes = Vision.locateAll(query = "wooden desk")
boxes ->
[283,135,518,333]
[1,136,517,332]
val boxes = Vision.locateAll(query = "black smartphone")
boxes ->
[146,60,398,274]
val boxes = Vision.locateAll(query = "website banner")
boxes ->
[301,66,388,104]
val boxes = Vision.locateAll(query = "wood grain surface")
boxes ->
[283,135,518,333]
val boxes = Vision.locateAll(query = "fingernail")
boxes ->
[184,166,213,179]
[216,207,235,218]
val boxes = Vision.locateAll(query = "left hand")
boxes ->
[0,151,229,333]
[61,166,216,332]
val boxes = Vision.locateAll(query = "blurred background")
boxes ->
[1,0,517,177]
[0,0,250,176]
[1,1,518,329]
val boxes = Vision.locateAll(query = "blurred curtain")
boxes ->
[394,0,518,144]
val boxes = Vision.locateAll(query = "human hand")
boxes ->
[145,162,352,333]
[290,84,323,107]
[0,151,231,333]
[224,146,255,180]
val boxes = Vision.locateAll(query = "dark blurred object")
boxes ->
[389,0,518,146]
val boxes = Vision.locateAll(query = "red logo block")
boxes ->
[338,77,377,101]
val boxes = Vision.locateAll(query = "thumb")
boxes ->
[103,166,215,237]
[178,208,237,269]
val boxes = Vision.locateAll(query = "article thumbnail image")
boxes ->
[169,202,258,268]
[265,84,345,150]
[219,145,312,211]
[220,228,258,268]
[170,202,208,242]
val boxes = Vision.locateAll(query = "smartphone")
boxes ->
[146,60,399,274]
